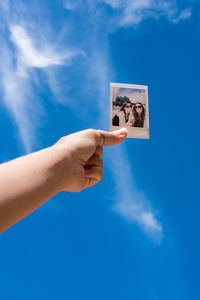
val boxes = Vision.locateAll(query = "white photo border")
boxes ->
[109,82,150,139]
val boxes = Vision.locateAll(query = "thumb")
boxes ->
[96,128,128,146]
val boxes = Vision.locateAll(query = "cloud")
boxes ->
[64,0,192,28]
[101,0,192,26]
[60,1,193,242]
[170,8,192,23]
[10,25,82,69]
[0,42,36,153]
[0,0,83,152]
[1,0,192,239]
[106,146,162,240]
[115,198,162,235]
[64,1,79,11]
[86,50,162,240]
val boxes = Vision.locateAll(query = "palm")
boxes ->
[56,131,103,192]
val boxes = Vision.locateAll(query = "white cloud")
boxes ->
[64,1,79,11]
[0,0,83,152]
[140,212,162,232]
[115,196,162,235]
[87,50,162,240]
[0,43,36,153]
[10,25,82,69]
[102,0,121,9]
[65,0,192,27]
[171,8,192,23]
[1,0,192,239]
[107,146,162,239]
[101,0,192,26]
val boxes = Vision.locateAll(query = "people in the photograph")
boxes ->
[131,102,145,128]
[112,101,133,127]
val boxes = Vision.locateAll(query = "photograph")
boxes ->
[109,82,150,139]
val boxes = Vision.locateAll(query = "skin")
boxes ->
[135,105,142,118]
[124,103,132,121]
[0,128,128,233]
[130,105,135,126]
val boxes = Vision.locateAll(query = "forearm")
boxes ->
[0,128,127,233]
[130,115,135,126]
[0,145,67,233]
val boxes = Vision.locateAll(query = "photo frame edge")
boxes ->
[109,82,150,139]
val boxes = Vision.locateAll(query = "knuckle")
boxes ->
[56,136,66,144]
[98,146,103,156]
[85,129,99,144]
[99,170,104,180]
[100,160,104,168]
[85,128,96,136]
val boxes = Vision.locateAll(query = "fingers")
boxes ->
[84,127,127,186]
[85,166,103,182]
[85,155,104,169]
[91,128,128,147]
[95,146,103,157]
[85,152,104,184]
[84,177,99,189]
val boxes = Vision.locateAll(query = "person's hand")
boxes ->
[0,127,128,232]
[53,128,128,192]
[130,114,135,127]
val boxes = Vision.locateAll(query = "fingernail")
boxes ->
[117,128,128,136]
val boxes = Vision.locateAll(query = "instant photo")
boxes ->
[109,83,150,139]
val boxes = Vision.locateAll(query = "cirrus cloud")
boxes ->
[64,0,192,28]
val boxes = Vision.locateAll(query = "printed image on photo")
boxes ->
[110,83,149,139]
[112,88,146,128]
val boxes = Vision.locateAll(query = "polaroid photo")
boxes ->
[109,83,150,139]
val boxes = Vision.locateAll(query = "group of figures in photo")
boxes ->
[112,96,146,128]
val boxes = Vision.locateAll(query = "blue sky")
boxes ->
[0,0,200,299]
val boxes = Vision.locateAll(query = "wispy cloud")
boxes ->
[0,2,82,151]
[107,145,162,240]
[64,0,192,28]
[87,49,162,240]
[72,1,191,239]
[103,0,192,26]
[1,0,191,152]
[10,25,81,69]
[0,40,36,153]
[0,0,192,239]
[64,1,79,11]
[170,8,192,24]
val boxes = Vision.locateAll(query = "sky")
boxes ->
[112,87,146,104]
[0,0,200,299]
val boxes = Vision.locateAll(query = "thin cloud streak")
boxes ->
[89,51,162,240]
[1,0,191,152]
[10,25,82,69]
[61,0,192,240]
[108,145,162,239]
[64,0,192,28]
[171,8,192,23]
[0,0,83,152]
[1,0,191,238]
[62,0,193,239]
[0,42,35,153]
[102,0,192,26]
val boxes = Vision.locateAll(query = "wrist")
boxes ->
[48,144,74,192]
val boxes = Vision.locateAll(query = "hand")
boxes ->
[0,127,128,232]
[54,128,128,192]
[130,114,135,127]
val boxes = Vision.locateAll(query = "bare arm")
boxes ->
[0,128,127,233]
[130,114,135,127]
